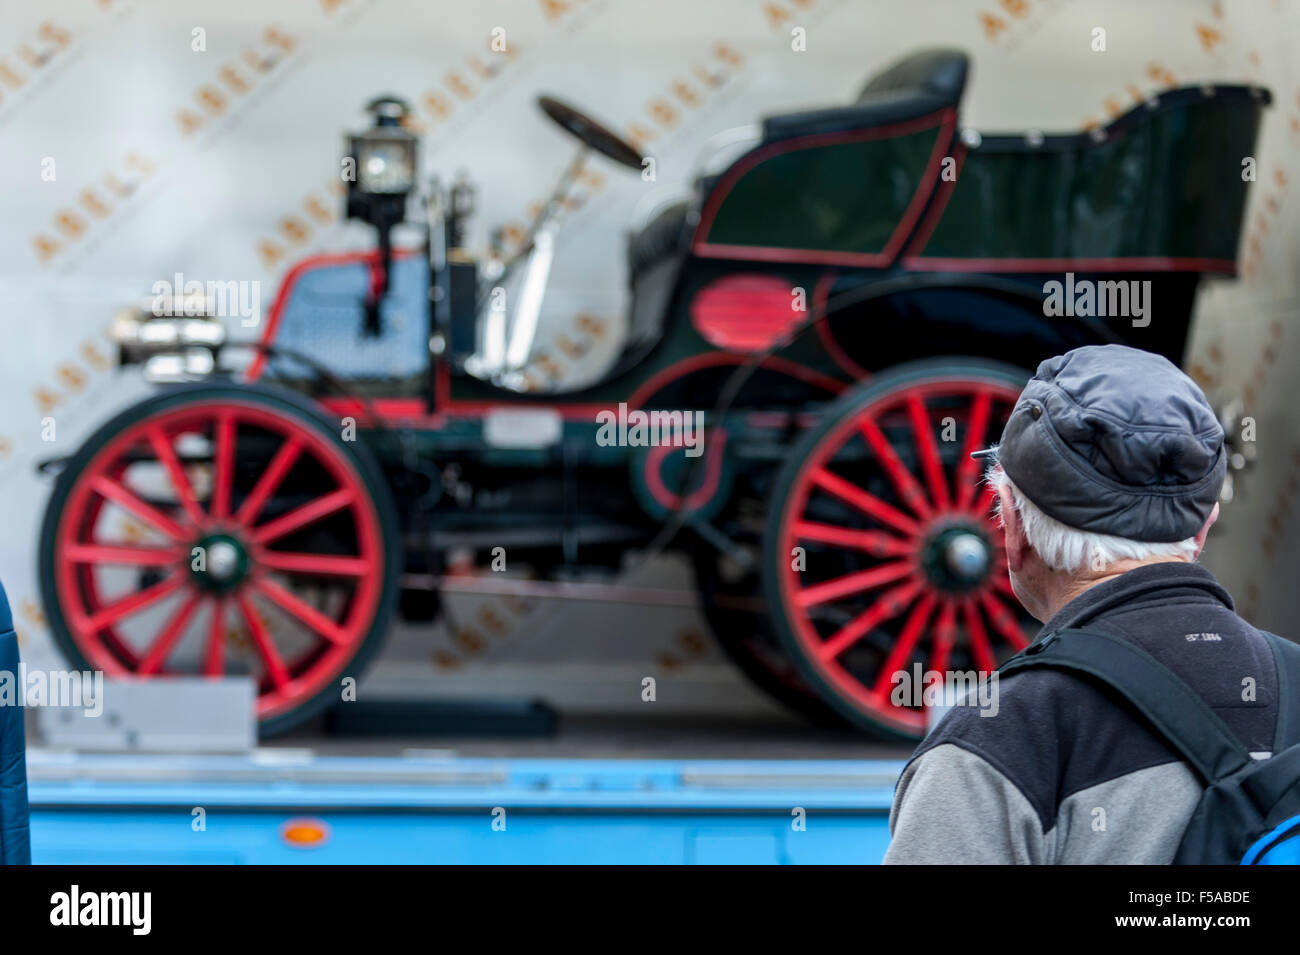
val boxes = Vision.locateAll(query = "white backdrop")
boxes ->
[1,0,1297,715]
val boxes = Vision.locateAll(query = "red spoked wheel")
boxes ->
[763,360,1034,739]
[39,384,400,734]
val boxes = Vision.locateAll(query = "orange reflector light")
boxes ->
[281,818,330,848]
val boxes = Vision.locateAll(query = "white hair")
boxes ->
[987,464,1198,574]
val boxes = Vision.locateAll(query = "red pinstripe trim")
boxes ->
[810,269,873,381]
[899,255,1238,273]
[246,249,420,383]
[900,142,1239,274]
[625,352,847,408]
[901,143,967,257]
[691,109,956,267]
[644,430,727,512]
[344,353,849,429]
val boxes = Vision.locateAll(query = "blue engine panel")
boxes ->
[272,254,430,381]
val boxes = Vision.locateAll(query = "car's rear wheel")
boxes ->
[763,359,1036,739]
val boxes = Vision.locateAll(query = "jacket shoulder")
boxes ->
[0,579,10,633]
[914,665,1176,829]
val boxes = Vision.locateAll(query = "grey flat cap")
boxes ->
[977,345,1225,542]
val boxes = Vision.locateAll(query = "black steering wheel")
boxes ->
[537,95,644,171]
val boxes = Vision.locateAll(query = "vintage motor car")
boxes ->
[38,49,1270,736]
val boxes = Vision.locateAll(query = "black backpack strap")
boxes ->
[1261,631,1300,750]
[1000,627,1252,783]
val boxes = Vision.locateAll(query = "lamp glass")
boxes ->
[356,134,416,194]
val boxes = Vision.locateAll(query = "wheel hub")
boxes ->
[191,533,250,592]
[922,525,993,593]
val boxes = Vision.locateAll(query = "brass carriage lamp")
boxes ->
[346,95,419,335]
[349,96,418,198]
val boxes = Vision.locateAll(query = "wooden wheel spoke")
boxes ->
[249,488,355,546]
[234,435,303,528]
[811,468,920,537]
[980,590,1029,651]
[969,482,997,519]
[205,599,226,677]
[955,390,993,510]
[90,475,188,541]
[871,593,937,698]
[793,520,913,558]
[237,593,292,689]
[139,591,203,675]
[84,574,186,632]
[928,599,958,677]
[253,577,349,645]
[962,600,998,673]
[818,579,923,660]
[906,394,950,511]
[65,543,181,567]
[795,560,914,609]
[211,413,236,520]
[256,551,369,577]
[148,425,205,526]
[858,416,931,520]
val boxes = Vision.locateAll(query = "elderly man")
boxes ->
[883,344,1284,865]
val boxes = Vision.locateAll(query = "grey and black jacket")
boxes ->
[883,563,1279,865]
[0,580,29,864]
